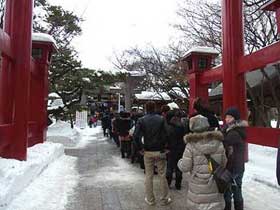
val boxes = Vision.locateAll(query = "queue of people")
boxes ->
[93,98,247,210]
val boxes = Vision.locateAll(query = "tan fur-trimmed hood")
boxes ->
[184,130,224,144]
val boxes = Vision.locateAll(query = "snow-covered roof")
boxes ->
[183,46,219,58]
[117,69,145,77]
[168,87,189,99]
[129,70,146,77]
[109,86,122,90]
[135,91,171,101]
[32,33,58,50]
[48,99,64,110]
[48,92,60,98]
[167,102,179,110]
[82,77,91,83]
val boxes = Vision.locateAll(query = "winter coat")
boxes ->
[133,113,168,152]
[166,116,187,157]
[116,117,133,137]
[178,131,227,210]
[222,120,247,174]
[101,115,111,129]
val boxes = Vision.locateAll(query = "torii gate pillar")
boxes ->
[222,0,248,120]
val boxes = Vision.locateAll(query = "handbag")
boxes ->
[204,154,233,193]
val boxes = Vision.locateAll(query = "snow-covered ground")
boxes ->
[246,144,279,188]
[0,142,65,209]
[0,121,279,210]
[0,122,101,210]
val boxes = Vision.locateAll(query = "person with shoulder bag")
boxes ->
[178,115,227,210]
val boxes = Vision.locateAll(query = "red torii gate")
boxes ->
[0,0,56,160]
[183,0,280,148]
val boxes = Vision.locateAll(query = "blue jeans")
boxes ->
[224,172,244,204]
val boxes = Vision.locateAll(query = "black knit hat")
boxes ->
[224,107,240,120]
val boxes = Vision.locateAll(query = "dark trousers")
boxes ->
[120,140,131,158]
[103,128,108,137]
[224,172,244,210]
[112,133,120,147]
[166,153,182,187]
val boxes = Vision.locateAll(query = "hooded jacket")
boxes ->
[223,120,247,174]
[178,131,227,210]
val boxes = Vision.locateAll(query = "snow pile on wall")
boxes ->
[47,121,82,147]
[0,142,64,209]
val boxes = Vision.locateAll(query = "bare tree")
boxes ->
[113,46,189,106]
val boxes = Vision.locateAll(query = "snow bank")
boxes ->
[245,144,279,188]
[6,155,78,210]
[47,120,101,148]
[0,142,64,209]
[47,121,82,147]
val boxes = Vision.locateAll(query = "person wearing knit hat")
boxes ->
[224,107,240,121]
[223,107,247,210]
[189,114,210,133]
[178,114,227,210]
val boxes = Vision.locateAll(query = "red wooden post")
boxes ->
[0,0,13,124]
[222,0,247,119]
[2,0,34,160]
[222,0,248,161]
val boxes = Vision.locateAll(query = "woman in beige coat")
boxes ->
[178,115,227,210]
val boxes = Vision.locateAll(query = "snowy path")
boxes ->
[64,127,280,210]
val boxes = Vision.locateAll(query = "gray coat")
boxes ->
[178,131,227,210]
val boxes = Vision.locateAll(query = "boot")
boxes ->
[166,176,172,187]
[175,183,181,190]
[224,202,231,210]
[175,179,182,190]
[234,201,243,210]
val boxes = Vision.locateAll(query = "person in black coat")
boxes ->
[165,110,187,190]
[130,111,145,165]
[111,113,120,147]
[222,107,247,210]
[101,112,111,137]
[133,102,171,206]
[117,111,133,158]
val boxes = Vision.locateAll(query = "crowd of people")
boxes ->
[90,98,247,210]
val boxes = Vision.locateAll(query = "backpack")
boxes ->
[204,154,233,193]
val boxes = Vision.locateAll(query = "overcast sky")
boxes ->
[48,0,182,71]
